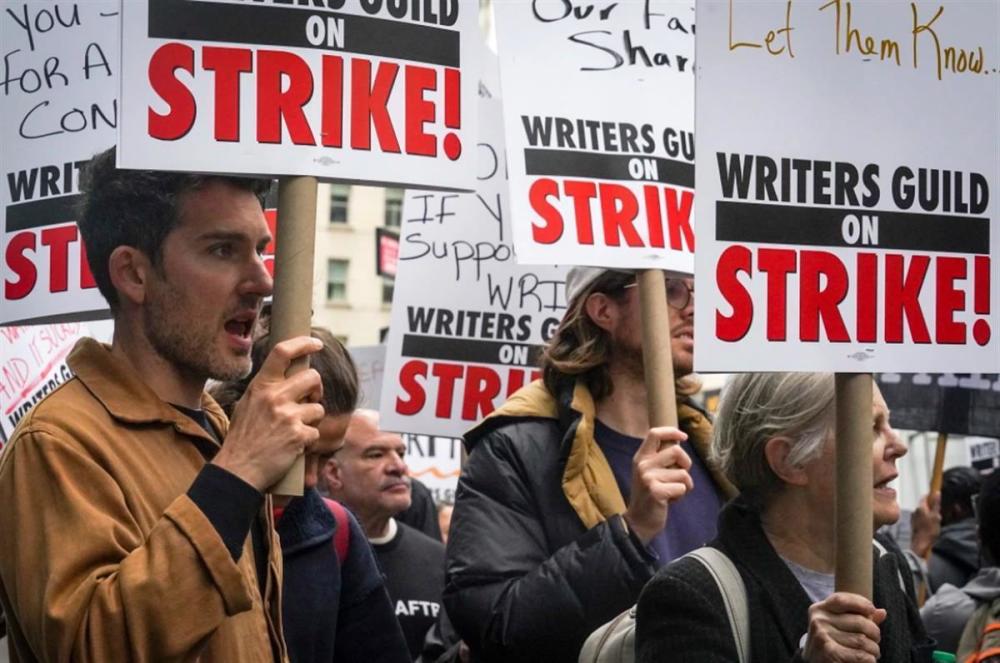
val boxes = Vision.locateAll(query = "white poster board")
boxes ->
[119,0,478,191]
[1,2,118,324]
[381,98,568,438]
[695,1,1000,373]
[494,2,696,271]
[968,437,1000,474]
[1,323,88,444]
[402,432,461,503]
[350,343,387,409]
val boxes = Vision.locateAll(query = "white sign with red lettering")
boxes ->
[380,97,568,438]
[1,2,118,325]
[119,0,478,191]
[494,2,695,271]
[0,323,88,443]
[694,0,999,373]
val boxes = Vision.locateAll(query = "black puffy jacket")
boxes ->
[443,378,734,663]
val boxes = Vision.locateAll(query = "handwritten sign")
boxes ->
[493,1,696,271]
[1,2,118,325]
[694,0,999,373]
[0,323,87,443]
[380,94,568,438]
[118,0,478,192]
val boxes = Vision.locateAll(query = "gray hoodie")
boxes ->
[930,519,981,591]
[921,566,1000,653]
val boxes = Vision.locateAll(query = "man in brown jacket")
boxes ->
[0,147,325,662]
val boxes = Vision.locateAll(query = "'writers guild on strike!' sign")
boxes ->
[713,154,992,348]
[694,0,998,374]
[118,0,477,191]
[494,1,697,272]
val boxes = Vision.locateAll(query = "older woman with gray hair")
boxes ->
[635,372,935,663]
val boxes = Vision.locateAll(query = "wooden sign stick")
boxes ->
[638,270,677,428]
[269,175,318,496]
[917,431,949,605]
[928,431,949,499]
[835,373,874,598]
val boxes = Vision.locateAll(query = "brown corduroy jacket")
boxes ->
[0,338,286,663]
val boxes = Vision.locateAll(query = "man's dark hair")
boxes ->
[977,470,1000,565]
[941,466,983,526]
[78,146,271,311]
[210,327,359,418]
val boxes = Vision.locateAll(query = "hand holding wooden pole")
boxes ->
[269,175,318,496]
[638,270,677,428]
[835,372,874,598]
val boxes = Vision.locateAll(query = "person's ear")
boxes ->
[584,292,620,332]
[764,436,809,487]
[108,246,153,306]
[323,458,344,493]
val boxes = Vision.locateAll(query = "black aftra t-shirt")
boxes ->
[372,521,446,659]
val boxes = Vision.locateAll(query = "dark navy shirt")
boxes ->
[594,419,723,565]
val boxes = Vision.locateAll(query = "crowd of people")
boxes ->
[0,152,997,663]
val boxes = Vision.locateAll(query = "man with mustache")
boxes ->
[444,267,738,662]
[324,409,446,660]
[0,148,323,662]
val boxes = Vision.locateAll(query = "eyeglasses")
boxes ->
[624,278,694,310]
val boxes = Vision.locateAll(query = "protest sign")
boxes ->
[351,343,387,409]
[0,323,88,444]
[493,1,696,271]
[403,433,461,502]
[694,1,999,373]
[876,373,1000,437]
[2,2,118,325]
[968,438,999,473]
[381,97,568,438]
[118,0,478,192]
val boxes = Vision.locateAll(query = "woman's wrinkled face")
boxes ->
[801,384,908,531]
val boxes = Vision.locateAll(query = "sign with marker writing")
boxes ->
[695,0,999,372]
[119,0,478,191]
[494,1,696,271]
[0,323,88,444]
[381,96,568,438]
[1,1,118,325]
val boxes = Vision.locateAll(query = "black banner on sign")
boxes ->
[6,194,81,232]
[524,149,694,187]
[401,334,542,366]
[147,0,461,67]
[716,201,990,254]
[875,373,1000,436]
